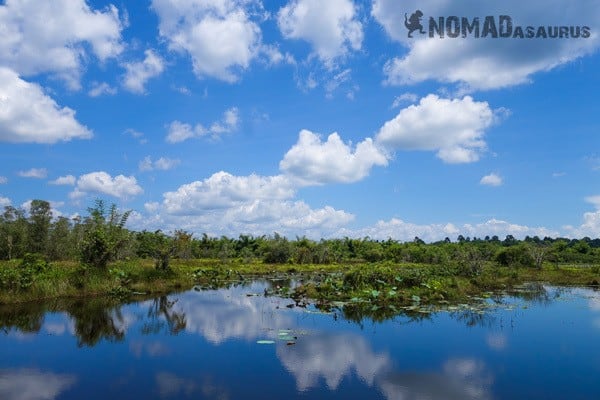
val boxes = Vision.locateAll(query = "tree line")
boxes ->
[1,199,599,270]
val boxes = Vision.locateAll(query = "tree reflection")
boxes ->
[66,298,126,347]
[0,303,44,334]
[142,296,187,335]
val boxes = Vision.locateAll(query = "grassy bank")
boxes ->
[1,256,599,307]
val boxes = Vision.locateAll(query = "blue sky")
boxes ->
[0,0,599,241]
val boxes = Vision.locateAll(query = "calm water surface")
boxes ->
[1,282,600,399]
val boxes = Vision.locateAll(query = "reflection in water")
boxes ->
[378,358,492,400]
[586,288,600,330]
[1,284,600,399]
[142,296,187,335]
[129,340,171,358]
[485,333,508,351]
[155,372,229,400]
[155,372,197,398]
[0,369,76,400]
[0,304,44,334]
[170,282,295,344]
[278,332,390,391]
[67,298,126,347]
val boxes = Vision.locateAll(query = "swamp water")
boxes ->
[1,281,600,399]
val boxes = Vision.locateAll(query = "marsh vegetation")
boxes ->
[1,199,599,311]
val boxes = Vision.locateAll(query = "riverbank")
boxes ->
[1,257,599,307]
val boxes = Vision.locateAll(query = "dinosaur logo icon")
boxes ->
[405,10,426,37]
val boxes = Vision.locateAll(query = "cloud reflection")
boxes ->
[277,332,390,391]
[378,358,493,400]
[0,369,76,400]
[171,283,295,344]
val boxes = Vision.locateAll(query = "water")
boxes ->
[1,282,600,399]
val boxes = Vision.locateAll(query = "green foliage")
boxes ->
[78,200,132,269]
[0,254,48,291]
[27,200,52,254]
[495,245,535,268]
[262,234,292,264]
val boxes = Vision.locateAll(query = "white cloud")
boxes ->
[70,171,143,200]
[0,197,10,208]
[210,107,239,134]
[277,0,363,67]
[480,173,503,187]
[139,156,180,172]
[0,176,7,184]
[0,68,92,143]
[280,130,388,185]
[165,121,197,143]
[260,44,296,66]
[132,198,353,239]
[373,0,600,91]
[375,95,497,163]
[130,169,354,238]
[124,128,147,144]
[88,82,117,97]
[18,168,47,179]
[49,175,76,186]
[337,217,558,242]
[391,92,418,108]
[166,107,239,143]
[0,0,123,88]
[585,195,600,209]
[122,49,165,94]
[162,171,295,215]
[324,68,356,98]
[151,0,262,82]
[568,210,600,238]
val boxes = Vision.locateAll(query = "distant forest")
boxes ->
[1,199,599,268]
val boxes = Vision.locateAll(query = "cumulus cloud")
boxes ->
[0,68,92,143]
[0,0,123,88]
[373,0,600,91]
[162,171,295,215]
[0,197,10,208]
[280,130,388,185]
[337,217,559,242]
[375,95,497,163]
[122,49,165,94]
[0,176,7,184]
[277,0,363,67]
[18,168,47,179]
[480,173,503,186]
[70,171,143,200]
[49,175,76,186]
[130,170,353,238]
[139,156,180,172]
[166,107,239,143]
[151,0,262,82]
[566,197,600,237]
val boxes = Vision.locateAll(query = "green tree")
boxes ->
[47,217,73,260]
[78,200,131,269]
[0,206,28,260]
[27,200,52,255]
